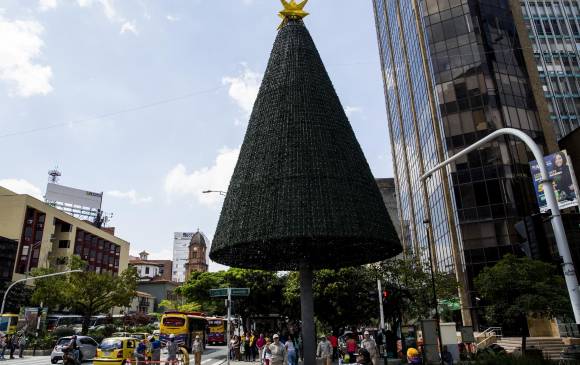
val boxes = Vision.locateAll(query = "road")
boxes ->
[1,346,228,365]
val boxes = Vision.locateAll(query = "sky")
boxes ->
[0,0,394,271]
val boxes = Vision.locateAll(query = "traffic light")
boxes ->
[382,289,391,301]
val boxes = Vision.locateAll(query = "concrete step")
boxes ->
[496,337,566,360]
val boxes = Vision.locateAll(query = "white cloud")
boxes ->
[120,21,137,35]
[77,0,117,21]
[0,179,43,199]
[164,147,240,207]
[38,0,58,11]
[0,14,53,97]
[222,65,262,115]
[344,105,362,118]
[166,15,179,22]
[106,189,152,204]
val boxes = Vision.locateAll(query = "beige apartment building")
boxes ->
[0,186,130,281]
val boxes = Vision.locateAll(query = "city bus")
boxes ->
[46,315,84,332]
[159,312,208,352]
[0,314,19,335]
[206,317,226,345]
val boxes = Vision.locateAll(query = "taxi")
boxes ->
[93,337,139,365]
[130,333,150,341]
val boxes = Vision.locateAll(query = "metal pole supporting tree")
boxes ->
[300,265,315,365]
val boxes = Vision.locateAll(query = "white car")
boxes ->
[50,336,98,364]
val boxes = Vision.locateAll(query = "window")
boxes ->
[145,267,150,275]
[58,240,70,248]
[60,223,72,232]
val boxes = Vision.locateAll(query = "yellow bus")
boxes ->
[206,317,226,345]
[0,314,19,335]
[159,312,208,352]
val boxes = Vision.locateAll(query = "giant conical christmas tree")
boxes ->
[210,1,401,362]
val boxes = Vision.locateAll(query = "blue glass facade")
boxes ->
[520,0,580,139]
[373,0,554,323]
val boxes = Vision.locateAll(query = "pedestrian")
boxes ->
[441,345,453,365]
[244,333,251,362]
[17,333,26,358]
[346,334,358,364]
[0,333,6,360]
[316,335,332,365]
[355,348,372,365]
[361,331,378,365]
[192,335,203,365]
[284,334,297,365]
[406,347,421,364]
[8,334,17,359]
[268,334,286,365]
[134,338,147,365]
[250,332,257,362]
[328,333,338,361]
[229,335,236,360]
[256,334,265,363]
[233,335,241,360]
[149,335,161,364]
[166,334,179,365]
[262,338,272,365]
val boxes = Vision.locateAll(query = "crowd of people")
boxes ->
[0,332,26,360]
[228,332,302,365]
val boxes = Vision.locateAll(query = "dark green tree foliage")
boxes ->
[178,269,287,318]
[30,256,138,334]
[372,257,459,323]
[283,267,379,330]
[474,254,572,329]
[0,282,32,314]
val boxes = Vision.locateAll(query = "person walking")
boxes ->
[361,331,378,365]
[250,332,258,362]
[328,333,338,361]
[17,333,26,358]
[134,338,147,365]
[268,334,286,365]
[0,333,6,361]
[262,338,272,365]
[166,334,179,365]
[8,335,17,359]
[233,335,241,360]
[316,335,332,365]
[346,334,358,364]
[192,335,203,365]
[256,334,265,363]
[243,333,251,362]
[149,335,161,364]
[284,334,297,365]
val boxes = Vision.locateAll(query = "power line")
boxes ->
[0,85,227,139]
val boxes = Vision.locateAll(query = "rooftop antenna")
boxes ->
[48,167,61,184]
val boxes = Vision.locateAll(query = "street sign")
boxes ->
[231,288,250,297]
[209,288,250,297]
[209,288,228,297]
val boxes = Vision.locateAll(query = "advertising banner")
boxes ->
[45,183,103,209]
[529,151,579,212]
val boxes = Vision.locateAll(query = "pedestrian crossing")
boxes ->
[0,355,228,365]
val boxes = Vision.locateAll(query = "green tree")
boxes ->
[31,255,139,334]
[283,266,379,331]
[158,299,202,313]
[474,254,572,352]
[371,256,460,324]
[178,268,287,320]
[0,282,32,314]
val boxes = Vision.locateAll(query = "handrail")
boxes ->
[475,327,503,348]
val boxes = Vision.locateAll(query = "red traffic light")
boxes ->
[382,290,390,299]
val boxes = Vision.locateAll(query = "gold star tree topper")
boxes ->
[278,0,309,29]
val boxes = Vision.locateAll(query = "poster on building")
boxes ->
[529,150,580,212]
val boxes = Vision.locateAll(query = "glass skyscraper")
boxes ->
[520,1,580,139]
[373,0,559,326]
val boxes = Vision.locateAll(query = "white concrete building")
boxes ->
[173,232,194,282]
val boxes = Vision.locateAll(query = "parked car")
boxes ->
[50,336,99,364]
[93,337,140,365]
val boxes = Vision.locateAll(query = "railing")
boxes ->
[476,327,503,349]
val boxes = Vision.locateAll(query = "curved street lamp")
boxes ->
[1,269,83,315]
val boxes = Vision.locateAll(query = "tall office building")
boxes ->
[372,0,558,325]
[519,1,580,139]
[172,232,194,282]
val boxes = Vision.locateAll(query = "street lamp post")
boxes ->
[424,218,444,365]
[202,190,226,196]
[0,270,82,315]
[421,127,580,324]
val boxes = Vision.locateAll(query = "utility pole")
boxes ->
[377,279,385,330]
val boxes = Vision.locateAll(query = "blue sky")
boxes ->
[0,0,393,271]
